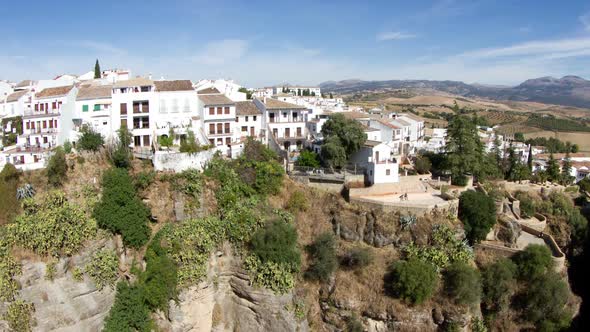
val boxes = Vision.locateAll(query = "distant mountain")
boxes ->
[320,76,590,108]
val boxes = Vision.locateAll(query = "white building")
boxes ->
[254,98,310,152]
[350,140,399,184]
[74,84,113,140]
[235,101,263,140]
[1,90,30,119]
[195,79,246,101]
[198,93,238,147]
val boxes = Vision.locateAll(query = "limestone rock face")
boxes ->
[166,250,308,332]
[0,238,119,332]
[497,216,522,248]
[331,209,399,248]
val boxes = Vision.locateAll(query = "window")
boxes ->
[26,122,30,129]
[172,99,179,113]
[52,102,57,109]
[224,123,230,134]
[134,136,141,147]
[43,121,47,129]
[82,105,89,112]
[35,104,39,111]
[209,139,214,146]
[217,107,222,115]
[140,86,150,92]
[224,107,230,114]
[43,137,48,143]
[386,169,391,176]
[225,137,231,145]
[183,98,190,113]
[31,122,35,129]
[143,135,150,146]
[296,127,302,137]
[120,103,127,115]
[48,120,53,129]
[121,119,127,128]
[241,126,247,132]
[245,116,249,122]
[217,123,223,134]
[209,107,215,115]
[283,112,287,118]
[209,124,215,134]
[94,104,101,111]
[54,120,58,128]
[40,103,45,111]
[217,138,222,145]
[253,116,257,121]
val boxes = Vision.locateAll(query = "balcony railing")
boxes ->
[24,109,61,117]
[24,128,58,135]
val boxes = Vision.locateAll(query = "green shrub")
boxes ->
[134,171,156,191]
[77,125,104,152]
[482,258,517,312]
[458,190,496,244]
[0,163,21,225]
[346,314,364,332]
[63,140,72,153]
[6,191,97,256]
[547,191,574,216]
[512,244,554,280]
[519,272,572,329]
[3,300,35,332]
[244,255,295,294]
[513,191,537,218]
[341,247,373,269]
[140,233,178,312]
[415,155,432,174]
[103,282,153,332]
[47,147,67,187]
[251,220,301,272]
[403,224,473,271]
[285,191,308,212]
[76,155,85,164]
[93,168,151,248]
[45,260,56,281]
[389,258,438,304]
[179,130,206,153]
[568,209,588,249]
[111,127,132,169]
[305,232,338,282]
[84,249,119,290]
[296,150,321,168]
[163,218,224,287]
[443,262,481,305]
[0,244,20,301]
[72,267,84,282]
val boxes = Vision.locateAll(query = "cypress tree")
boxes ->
[94,59,101,79]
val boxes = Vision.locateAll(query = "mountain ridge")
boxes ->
[319,76,590,108]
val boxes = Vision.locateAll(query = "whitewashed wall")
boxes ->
[153,148,219,172]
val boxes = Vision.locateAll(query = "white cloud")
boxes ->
[458,37,590,59]
[580,12,590,31]
[376,31,416,41]
[193,39,248,65]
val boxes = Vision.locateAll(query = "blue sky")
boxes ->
[2,0,590,86]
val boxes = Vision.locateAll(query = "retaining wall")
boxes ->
[153,149,218,172]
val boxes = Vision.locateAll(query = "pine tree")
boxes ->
[444,115,485,184]
[546,153,560,182]
[561,150,573,185]
[94,59,101,79]
[506,142,517,180]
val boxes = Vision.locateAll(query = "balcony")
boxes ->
[24,128,58,135]
[24,109,61,118]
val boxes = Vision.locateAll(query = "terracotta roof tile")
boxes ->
[5,90,28,103]
[235,101,261,115]
[199,94,234,105]
[113,77,153,88]
[35,85,74,99]
[197,87,221,94]
[154,80,194,92]
[76,85,112,100]
[262,98,307,110]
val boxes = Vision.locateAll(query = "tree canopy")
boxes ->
[94,59,101,79]
[321,113,366,159]
[458,190,497,244]
[444,115,485,183]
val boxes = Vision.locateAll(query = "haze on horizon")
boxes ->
[2,0,590,87]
